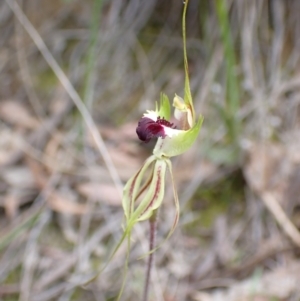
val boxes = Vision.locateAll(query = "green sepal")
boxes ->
[157,93,171,120]
[153,115,204,158]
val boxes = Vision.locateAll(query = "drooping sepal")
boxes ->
[126,159,167,224]
[122,155,156,220]
[122,156,167,229]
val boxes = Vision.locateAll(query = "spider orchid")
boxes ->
[97,1,203,299]
[122,94,203,237]
[83,92,202,298]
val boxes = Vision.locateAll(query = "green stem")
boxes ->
[182,0,195,121]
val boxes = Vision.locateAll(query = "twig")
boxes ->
[5,0,123,198]
[261,191,300,248]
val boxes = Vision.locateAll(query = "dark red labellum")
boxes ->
[136,117,175,143]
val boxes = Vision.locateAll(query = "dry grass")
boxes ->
[0,0,300,301]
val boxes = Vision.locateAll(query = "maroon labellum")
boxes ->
[136,117,176,143]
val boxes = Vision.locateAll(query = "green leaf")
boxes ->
[116,233,131,301]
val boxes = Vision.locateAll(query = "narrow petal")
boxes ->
[166,159,180,233]
[126,159,167,224]
[137,159,167,221]
[139,159,179,258]
[173,94,193,129]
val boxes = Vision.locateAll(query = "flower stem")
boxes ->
[142,210,158,301]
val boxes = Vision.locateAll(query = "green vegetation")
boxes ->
[188,170,245,229]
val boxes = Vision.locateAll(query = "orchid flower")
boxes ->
[113,92,203,300]
[117,5,204,286]
[122,94,203,235]
[122,0,204,234]
[98,1,203,299]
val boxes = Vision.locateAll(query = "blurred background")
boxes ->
[0,0,300,300]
